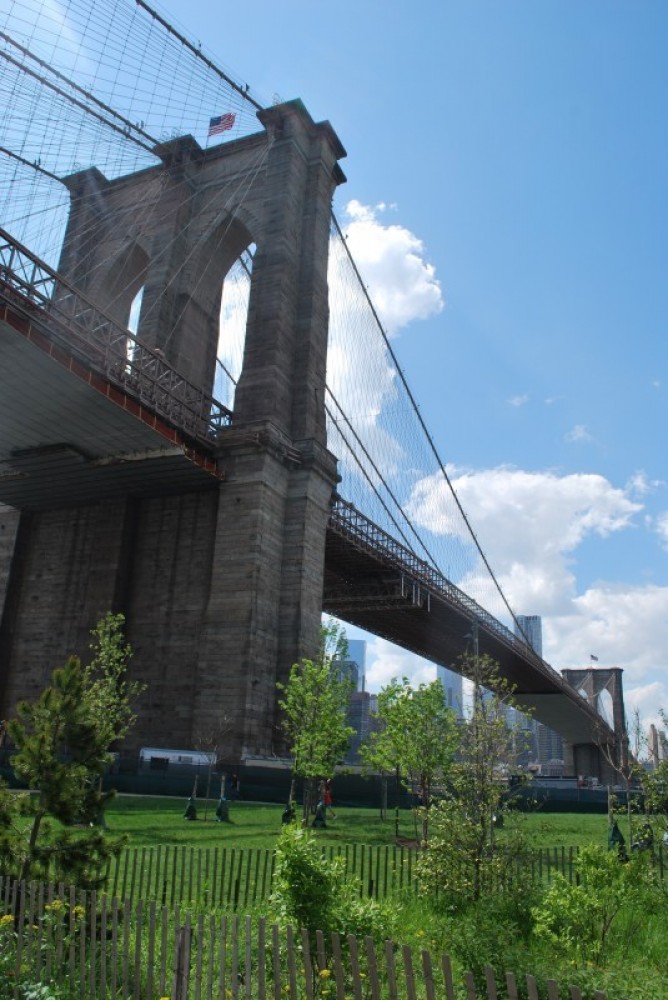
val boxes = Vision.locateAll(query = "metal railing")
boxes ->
[0,227,232,445]
[329,496,568,688]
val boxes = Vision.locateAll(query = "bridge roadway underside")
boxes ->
[0,301,220,509]
[323,530,609,749]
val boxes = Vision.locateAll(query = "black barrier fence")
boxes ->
[0,748,638,812]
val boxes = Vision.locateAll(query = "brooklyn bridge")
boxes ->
[0,0,626,779]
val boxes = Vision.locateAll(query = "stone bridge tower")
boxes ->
[561,667,627,782]
[0,100,346,758]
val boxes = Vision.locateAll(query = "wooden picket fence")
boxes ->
[108,841,668,910]
[106,842,420,908]
[106,843,598,910]
[0,877,628,1000]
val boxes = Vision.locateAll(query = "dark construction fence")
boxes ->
[1,749,629,812]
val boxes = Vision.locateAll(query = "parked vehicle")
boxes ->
[139,747,216,769]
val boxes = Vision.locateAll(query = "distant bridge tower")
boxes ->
[0,100,346,758]
[561,667,627,782]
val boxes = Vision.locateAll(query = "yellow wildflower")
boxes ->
[319,969,331,979]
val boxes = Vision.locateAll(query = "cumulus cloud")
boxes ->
[407,466,643,609]
[341,200,443,336]
[355,463,668,731]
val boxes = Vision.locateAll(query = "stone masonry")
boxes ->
[0,100,346,758]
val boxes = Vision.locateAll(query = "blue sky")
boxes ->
[158,0,668,730]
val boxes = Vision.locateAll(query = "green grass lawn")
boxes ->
[104,794,612,851]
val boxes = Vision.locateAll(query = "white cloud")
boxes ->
[655,511,668,551]
[544,584,668,709]
[407,466,643,611]
[508,393,529,407]
[358,464,668,729]
[364,636,437,691]
[341,200,443,336]
[626,471,660,498]
[565,424,592,443]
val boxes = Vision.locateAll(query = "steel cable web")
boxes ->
[326,218,520,632]
[0,0,523,637]
[0,0,265,270]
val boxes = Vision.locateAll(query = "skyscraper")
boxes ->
[436,664,464,718]
[513,614,563,768]
[515,615,543,656]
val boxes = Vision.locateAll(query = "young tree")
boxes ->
[360,677,458,842]
[0,613,143,888]
[276,620,355,823]
[417,653,532,904]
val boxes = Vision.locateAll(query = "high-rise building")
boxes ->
[648,723,666,767]
[436,664,464,717]
[346,639,367,691]
[515,615,543,656]
[513,614,563,768]
[332,639,367,693]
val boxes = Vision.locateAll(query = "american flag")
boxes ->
[208,112,236,137]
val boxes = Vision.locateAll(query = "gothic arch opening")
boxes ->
[103,242,149,328]
[215,244,255,411]
[597,688,614,728]
[176,214,255,397]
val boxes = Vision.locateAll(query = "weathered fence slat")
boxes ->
[366,935,383,1000]
[301,925,315,1000]
[257,916,267,1000]
[484,963,498,999]
[173,916,192,1000]
[348,932,364,1000]
[330,929,346,1000]
[526,973,540,1000]
[441,953,456,1000]
[271,921,281,1000]
[286,924,299,1000]
[462,969,476,1000]
[385,938,399,1000]
[402,943,417,1000]
[505,970,519,1000]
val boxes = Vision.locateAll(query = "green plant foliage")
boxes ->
[532,845,653,967]
[277,621,355,821]
[0,613,142,888]
[0,910,68,999]
[360,676,458,841]
[416,654,533,903]
[270,824,394,945]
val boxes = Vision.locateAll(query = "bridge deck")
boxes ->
[0,229,225,509]
[325,498,613,747]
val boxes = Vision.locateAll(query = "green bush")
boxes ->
[532,845,652,967]
[270,824,395,945]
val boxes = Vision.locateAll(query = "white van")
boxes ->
[139,747,216,769]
